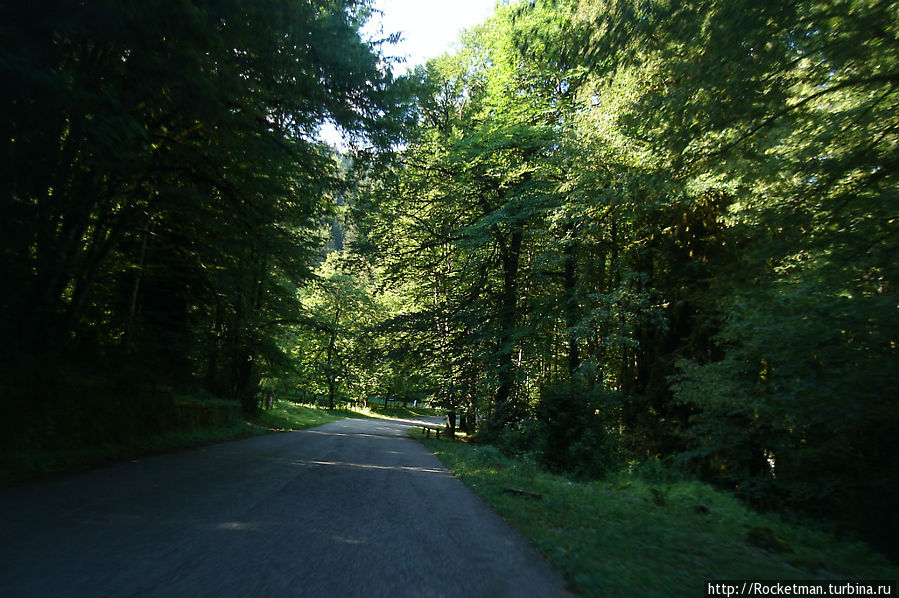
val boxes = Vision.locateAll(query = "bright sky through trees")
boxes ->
[321,0,498,146]
[366,0,498,72]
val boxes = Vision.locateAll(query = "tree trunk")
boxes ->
[123,228,149,350]
[327,376,336,410]
[562,221,580,378]
[446,410,456,439]
[491,226,523,433]
[234,348,257,414]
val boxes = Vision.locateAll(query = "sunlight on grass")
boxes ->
[250,400,440,431]
[413,434,899,598]
[249,401,364,431]
[345,403,443,420]
[1,399,443,485]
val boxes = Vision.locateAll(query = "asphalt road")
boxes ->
[0,417,572,597]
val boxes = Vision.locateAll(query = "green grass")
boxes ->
[413,432,899,597]
[0,400,368,485]
[1,399,443,485]
[1,419,262,484]
[347,402,442,420]
[252,400,440,432]
[251,400,371,431]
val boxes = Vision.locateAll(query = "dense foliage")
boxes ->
[0,0,406,441]
[353,0,898,555]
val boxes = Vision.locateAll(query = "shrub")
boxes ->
[533,383,622,479]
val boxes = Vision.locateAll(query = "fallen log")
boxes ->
[502,487,542,499]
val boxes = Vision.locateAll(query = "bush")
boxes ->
[533,383,622,479]
[493,417,540,457]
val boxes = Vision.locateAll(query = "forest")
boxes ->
[1,0,896,557]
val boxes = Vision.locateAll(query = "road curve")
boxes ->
[0,417,572,597]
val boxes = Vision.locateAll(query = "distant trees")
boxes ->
[352,0,898,554]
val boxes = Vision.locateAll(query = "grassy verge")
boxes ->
[251,400,370,431]
[348,403,442,420]
[1,400,367,485]
[413,432,898,597]
[1,419,260,485]
[1,399,443,485]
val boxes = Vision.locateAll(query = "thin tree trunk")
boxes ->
[493,227,523,429]
[123,228,149,350]
[563,221,580,378]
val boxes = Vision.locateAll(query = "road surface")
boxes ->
[0,417,572,597]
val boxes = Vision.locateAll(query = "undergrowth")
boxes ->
[414,432,899,597]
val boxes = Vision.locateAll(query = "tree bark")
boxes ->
[492,226,523,431]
